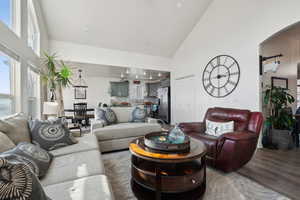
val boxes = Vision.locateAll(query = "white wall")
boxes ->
[261,35,300,113]
[171,0,300,123]
[0,0,48,114]
[63,76,119,110]
[50,40,172,71]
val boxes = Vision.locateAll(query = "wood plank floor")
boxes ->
[238,148,300,200]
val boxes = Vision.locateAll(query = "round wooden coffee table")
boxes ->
[129,137,207,200]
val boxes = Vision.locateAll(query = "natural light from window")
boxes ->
[0,0,12,28]
[0,51,16,117]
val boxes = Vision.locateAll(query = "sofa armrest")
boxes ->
[220,131,258,141]
[91,120,105,133]
[178,122,205,133]
[147,117,159,124]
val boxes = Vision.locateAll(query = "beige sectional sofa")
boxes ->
[0,114,115,200]
[43,134,115,200]
[91,107,162,152]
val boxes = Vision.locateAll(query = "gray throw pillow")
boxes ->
[131,107,147,122]
[0,158,51,200]
[0,131,16,153]
[30,118,78,151]
[0,113,31,144]
[1,142,53,178]
[95,107,117,125]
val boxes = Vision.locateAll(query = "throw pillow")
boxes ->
[0,113,31,144]
[0,158,51,200]
[94,107,117,125]
[0,131,16,153]
[205,119,234,137]
[1,142,53,178]
[131,107,147,123]
[30,118,78,151]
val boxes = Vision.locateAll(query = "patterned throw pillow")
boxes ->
[1,142,53,178]
[94,107,117,125]
[30,118,78,151]
[131,107,147,123]
[0,158,51,200]
[205,120,234,137]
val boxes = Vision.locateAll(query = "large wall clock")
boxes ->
[202,55,240,98]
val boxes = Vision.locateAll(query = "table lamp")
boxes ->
[43,102,59,119]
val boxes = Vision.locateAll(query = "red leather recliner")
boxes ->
[179,107,263,172]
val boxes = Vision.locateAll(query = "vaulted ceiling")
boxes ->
[41,0,212,57]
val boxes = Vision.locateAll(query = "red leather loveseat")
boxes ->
[179,107,263,172]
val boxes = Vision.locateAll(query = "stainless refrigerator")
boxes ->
[157,87,170,124]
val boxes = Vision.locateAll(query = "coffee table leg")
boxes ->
[155,166,162,200]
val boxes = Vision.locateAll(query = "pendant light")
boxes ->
[73,69,88,99]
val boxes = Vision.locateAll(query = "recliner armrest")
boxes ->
[179,122,205,133]
[221,131,258,141]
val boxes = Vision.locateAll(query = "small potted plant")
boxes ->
[264,85,295,150]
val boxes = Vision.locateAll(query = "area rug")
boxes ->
[102,151,290,200]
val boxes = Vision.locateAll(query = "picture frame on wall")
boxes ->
[271,77,288,89]
[74,87,87,99]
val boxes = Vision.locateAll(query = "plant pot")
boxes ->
[262,135,271,148]
[271,129,294,150]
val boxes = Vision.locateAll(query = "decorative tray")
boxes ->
[144,132,190,153]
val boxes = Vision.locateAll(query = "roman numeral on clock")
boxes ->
[230,72,239,76]
[228,80,237,85]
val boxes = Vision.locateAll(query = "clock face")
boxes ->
[202,55,240,98]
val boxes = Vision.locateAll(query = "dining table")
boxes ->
[64,108,95,126]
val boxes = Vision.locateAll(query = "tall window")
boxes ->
[0,51,17,117]
[28,0,40,55]
[0,0,20,35]
[27,66,41,119]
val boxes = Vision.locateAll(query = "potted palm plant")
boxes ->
[41,53,72,116]
[263,85,295,149]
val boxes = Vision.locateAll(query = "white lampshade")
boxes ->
[43,102,59,115]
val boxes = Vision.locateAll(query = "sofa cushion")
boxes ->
[205,107,251,131]
[30,118,78,151]
[44,175,114,200]
[1,142,53,178]
[94,123,161,141]
[0,113,31,144]
[111,107,134,123]
[41,150,105,186]
[50,134,99,157]
[0,131,16,152]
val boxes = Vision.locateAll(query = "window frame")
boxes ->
[27,0,40,56]
[0,52,17,116]
[0,0,21,36]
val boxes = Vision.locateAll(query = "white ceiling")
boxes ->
[67,61,170,81]
[41,0,212,57]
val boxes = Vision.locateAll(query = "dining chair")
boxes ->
[73,102,88,128]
